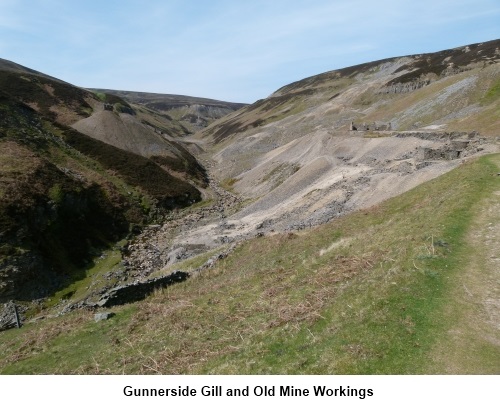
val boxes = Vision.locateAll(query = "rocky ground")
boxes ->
[121,160,242,279]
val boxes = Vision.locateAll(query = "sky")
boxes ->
[0,0,499,103]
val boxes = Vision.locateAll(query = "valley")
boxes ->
[0,39,499,374]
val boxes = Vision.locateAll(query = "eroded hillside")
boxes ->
[118,40,500,277]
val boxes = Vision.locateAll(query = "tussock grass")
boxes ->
[1,155,499,374]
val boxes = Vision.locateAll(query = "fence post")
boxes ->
[13,303,21,328]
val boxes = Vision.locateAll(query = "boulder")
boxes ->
[94,312,115,322]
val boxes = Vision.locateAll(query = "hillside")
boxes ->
[163,39,500,252]
[90,89,247,134]
[201,39,499,146]
[0,60,204,303]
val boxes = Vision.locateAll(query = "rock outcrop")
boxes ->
[381,78,432,94]
[94,271,189,308]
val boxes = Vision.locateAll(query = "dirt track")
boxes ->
[430,155,500,373]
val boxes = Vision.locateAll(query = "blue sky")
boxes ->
[0,0,499,103]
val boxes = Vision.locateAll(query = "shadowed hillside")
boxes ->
[0,61,204,302]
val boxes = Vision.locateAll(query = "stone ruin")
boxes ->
[350,121,392,131]
[417,139,480,161]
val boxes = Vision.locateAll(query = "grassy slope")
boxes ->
[427,155,500,373]
[1,153,499,374]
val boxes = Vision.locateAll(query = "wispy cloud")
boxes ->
[1,0,498,102]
